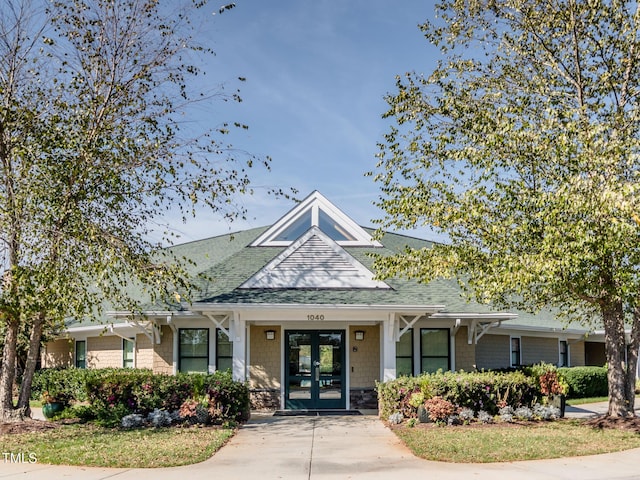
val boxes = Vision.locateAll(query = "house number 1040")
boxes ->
[307,314,325,321]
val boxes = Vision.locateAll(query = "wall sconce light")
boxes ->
[354,330,365,341]
[265,330,276,340]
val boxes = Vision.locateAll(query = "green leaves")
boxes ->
[373,0,640,319]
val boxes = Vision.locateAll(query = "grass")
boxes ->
[393,420,640,463]
[0,423,234,468]
[567,396,609,406]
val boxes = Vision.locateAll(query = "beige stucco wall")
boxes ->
[349,325,380,388]
[522,336,558,365]
[86,335,122,368]
[41,338,73,368]
[476,334,510,370]
[249,325,281,390]
[454,327,476,371]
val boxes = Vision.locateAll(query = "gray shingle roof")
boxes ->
[69,223,585,333]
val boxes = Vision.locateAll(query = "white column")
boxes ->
[382,313,398,382]
[231,311,247,382]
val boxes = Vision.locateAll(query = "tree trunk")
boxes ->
[0,317,25,421]
[625,307,640,414]
[602,301,634,417]
[17,312,45,416]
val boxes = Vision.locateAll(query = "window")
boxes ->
[75,340,86,369]
[274,210,312,242]
[511,337,521,367]
[420,328,450,373]
[179,328,209,373]
[559,340,569,367]
[216,329,233,372]
[318,209,357,241]
[123,338,134,368]
[396,329,414,376]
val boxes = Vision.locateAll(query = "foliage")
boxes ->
[31,367,98,403]
[477,410,493,424]
[458,407,475,423]
[71,368,249,427]
[423,396,455,424]
[514,406,533,421]
[498,406,515,423]
[533,404,561,421]
[388,412,403,425]
[0,0,276,420]
[369,0,640,417]
[559,366,608,399]
[377,370,537,420]
[525,363,569,396]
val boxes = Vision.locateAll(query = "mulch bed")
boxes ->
[584,415,640,433]
[0,417,82,435]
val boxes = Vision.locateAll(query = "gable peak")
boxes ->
[250,191,382,247]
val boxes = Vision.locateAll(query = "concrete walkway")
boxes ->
[2,405,640,479]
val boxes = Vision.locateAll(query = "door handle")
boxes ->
[314,361,320,381]
[313,361,321,367]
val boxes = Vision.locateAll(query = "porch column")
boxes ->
[382,313,397,381]
[231,311,247,382]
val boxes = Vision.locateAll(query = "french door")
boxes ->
[285,330,345,409]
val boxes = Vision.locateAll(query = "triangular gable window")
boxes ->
[274,210,311,242]
[241,227,390,289]
[251,191,382,247]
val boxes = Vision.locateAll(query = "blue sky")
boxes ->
[167,1,439,243]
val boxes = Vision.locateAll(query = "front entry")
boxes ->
[285,330,346,409]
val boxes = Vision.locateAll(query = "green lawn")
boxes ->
[1,423,233,468]
[393,419,640,463]
[566,396,609,405]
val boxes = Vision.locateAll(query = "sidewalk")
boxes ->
[3,404,640,480]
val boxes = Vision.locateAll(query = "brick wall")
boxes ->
[349,325,380,388]
[476,334,510,370]
[522,336,558,365]
[249,325,281,390]
[41,339,72,368]
[454,327,476,371]
[86,336,122,368]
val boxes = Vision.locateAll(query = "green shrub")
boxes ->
[32,368,250,426]
[31,367,100,403]
[558,366,608,398]
[376,370,537,420]
[84,369,250,425]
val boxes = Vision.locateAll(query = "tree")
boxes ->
[370,0,640,417]
[0,0,271,421]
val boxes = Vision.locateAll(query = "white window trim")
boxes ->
[122,337,136,368]
[75,340,86,369]
[250,191,382,247]
[510,336,522,367]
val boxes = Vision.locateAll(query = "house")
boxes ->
[41,191,606,410]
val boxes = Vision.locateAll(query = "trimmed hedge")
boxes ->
[31,367,99,403]
[558,366,608,398]
[32,368,250,426]
[377,370,538,420]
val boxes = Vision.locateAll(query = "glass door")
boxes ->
[285,330,345,409]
